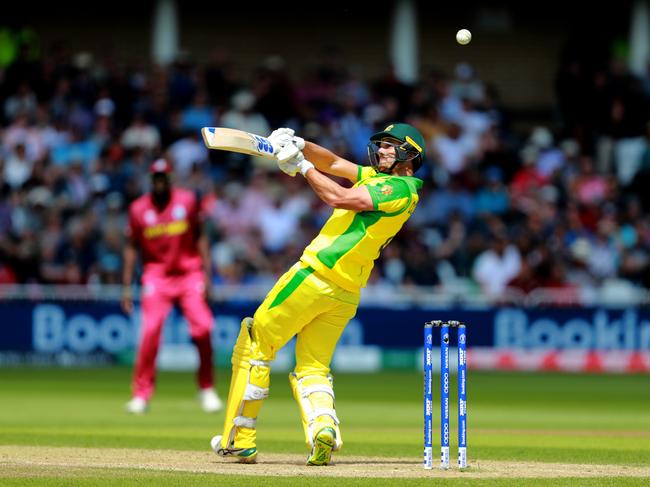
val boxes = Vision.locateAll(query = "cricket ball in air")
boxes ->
[456,29,472,45]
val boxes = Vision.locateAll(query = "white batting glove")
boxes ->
[268,128,295,151]
[278,158,300,177]
[271,134,293,155]
[277,152,314,177]
[277,150,303,177]
[292,136,305,150]
[268,127,294,140]
[276,141,301,163]
[283,152,314,176]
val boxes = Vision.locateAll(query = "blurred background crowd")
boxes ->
[1,34,650,302]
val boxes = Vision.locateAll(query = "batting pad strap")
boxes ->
[233,416,257,429]
[300,385,335,400]
[309,407,340,425]
[243,383,269,400]
[250,359,271,367]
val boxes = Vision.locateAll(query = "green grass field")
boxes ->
[1,367,649,485]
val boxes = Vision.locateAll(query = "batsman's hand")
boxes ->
[276,141,302,163]
[268,128,305,153]
[278,152,315,177]
[278,151,302,177]
[292,135,305,150]
[268,128,294,152]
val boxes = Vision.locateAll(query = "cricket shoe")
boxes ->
[199,388,223,413]
[210,435,258,464]
[125,397,148,414]
[306,427,336,466]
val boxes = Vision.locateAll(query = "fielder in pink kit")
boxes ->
[121,158,222,414]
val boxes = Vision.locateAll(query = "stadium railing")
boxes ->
[1,282,648,307]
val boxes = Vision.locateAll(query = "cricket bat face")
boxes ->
[201,127,276,159]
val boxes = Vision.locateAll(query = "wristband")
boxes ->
[299,159,314,177]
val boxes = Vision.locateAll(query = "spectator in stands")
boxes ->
[474,167,509,216]
[3,142,33,189]
[432,121,477,177]
[450,62,486,106]
[120,111,161,155]
[472,227,522,299]
[220,89,271,173]
[0,39,648,302]
[4,81,38,122]
[167,129,208,180]
[180,89,216,132]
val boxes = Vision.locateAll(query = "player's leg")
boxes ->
[211,316,265,463]
[177,271,221,412]
[291,292,358,465]
[129,278,174,411]
[212,263,322,462]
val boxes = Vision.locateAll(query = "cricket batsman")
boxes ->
[210,123,425,465]
[122,158,222,414]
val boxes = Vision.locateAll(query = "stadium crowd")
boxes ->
[1,41,650,302]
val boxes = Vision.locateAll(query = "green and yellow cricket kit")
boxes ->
[219,166,422,458]
[301,165,422,292]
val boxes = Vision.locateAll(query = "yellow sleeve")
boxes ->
[357,166,377,182]
[365,178,412,214]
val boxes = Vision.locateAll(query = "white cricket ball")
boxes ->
[456,29,472,45]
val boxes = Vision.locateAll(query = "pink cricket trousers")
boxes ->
[132,269,215,400]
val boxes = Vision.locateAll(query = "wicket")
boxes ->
[424,320,467,470]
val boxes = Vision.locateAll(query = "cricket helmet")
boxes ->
[367,123,426,172]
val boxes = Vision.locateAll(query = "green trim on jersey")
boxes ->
[300,166,422,291]
[268,266,314,309]
[366,177,413,213]
[315,175,419,270]
[316,212,383,269]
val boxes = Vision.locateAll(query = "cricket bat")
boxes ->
[201,127,276,159]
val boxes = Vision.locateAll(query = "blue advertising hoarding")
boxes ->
[1,301,649,356]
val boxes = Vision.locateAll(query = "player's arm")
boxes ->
[194,195,212,301]
[301,141,360,183]
[197,232,211,279]
[303,166,373,211]
[121,238,138,314]
[197,228,212,301]
[122,207,140,315]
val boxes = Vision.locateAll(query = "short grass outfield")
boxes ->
[0,367,649,485]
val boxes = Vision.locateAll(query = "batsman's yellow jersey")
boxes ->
[300,166,422,292]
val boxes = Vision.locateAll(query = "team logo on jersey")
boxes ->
[144,210,156,225]
[379,185,393,196]
[172,204,187,220]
